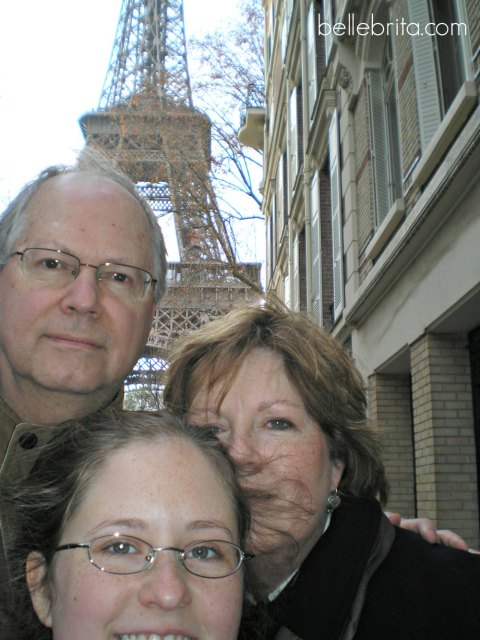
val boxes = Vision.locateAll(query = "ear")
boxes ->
[331,459,345,490]
[26,552,52,628]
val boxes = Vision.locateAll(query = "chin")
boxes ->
[35,373,113,397]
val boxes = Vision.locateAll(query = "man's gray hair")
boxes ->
[0,148,167,302]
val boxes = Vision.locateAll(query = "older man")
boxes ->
[0,149,166,475]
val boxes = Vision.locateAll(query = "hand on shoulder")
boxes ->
[385,511,478,552]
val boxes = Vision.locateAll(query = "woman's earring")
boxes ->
[326,489,341,513]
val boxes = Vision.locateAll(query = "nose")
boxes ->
[59,266,101,315]
[226,429,261,466]
[137,552,192,610]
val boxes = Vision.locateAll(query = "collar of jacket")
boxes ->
[0,389,124,482]
[267,499,395,640]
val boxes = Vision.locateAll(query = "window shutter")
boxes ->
[329,110,344,321]
[286,0,294,25]
[267,205,273,282]
[366,70,390,226]
[307,3,317,120]
[277,156,285,246]
[281,0,294,62]
[293,231,300,311]
[281,13,287,61]
[266,4,274,68]
[323,0,333,63]
[310,171,322,324]
[406,0,441,149]
[289,87,299,192]
[386,84,402,202]
[284,272,291,309]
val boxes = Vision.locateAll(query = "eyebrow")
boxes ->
[186,519,235,539]
[87,518,234,540]
[88,518,146,536]
[258,399,303,410]
[47,245,136,266]
[190,399,303,414]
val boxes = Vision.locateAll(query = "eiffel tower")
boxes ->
[78,0,261,399]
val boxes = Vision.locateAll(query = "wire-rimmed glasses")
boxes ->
[54,533,254,579]
[9,248,156,301]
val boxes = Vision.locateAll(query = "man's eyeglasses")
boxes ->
[54,534,254,579]
[8,248,156,301]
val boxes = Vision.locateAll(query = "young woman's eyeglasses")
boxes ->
[54,534,254,578]
[8,248,156,301]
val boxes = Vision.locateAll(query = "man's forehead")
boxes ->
[18,174,152,258]
[32,172,134,202]
[24,174,147,229]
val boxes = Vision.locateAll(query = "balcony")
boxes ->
[238,83,266,150]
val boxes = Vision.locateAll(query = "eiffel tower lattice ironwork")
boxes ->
[78,0,261,400]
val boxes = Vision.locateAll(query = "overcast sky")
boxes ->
[0,1,263,263]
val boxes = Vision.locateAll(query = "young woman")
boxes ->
[2,410,254,640]
[164,301,480,639]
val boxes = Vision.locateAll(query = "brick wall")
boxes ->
[319,168,333,329]
[410,333,480,546]
[369,372,416,516]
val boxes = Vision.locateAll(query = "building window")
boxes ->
[289,227,307,312]
[298,227,307,311]
[428,0,467,115]
[279,151,289,229]
[407,0,470,149]
[266,2,274,70]
[276,155,284,221]
[307,2,318,119]
[323,0,333,63]
[328,110,344,321]
[281,11,287,61]
[293,230,300,311]
[267,210,272,281]
[268,197,276,281]
[310,171,322,324]
[268,90,275,139]
[297,79,304,164]
[383,38,402,207]
[286,0,294,24]
[284,272,291,309]
[366,35,402,226]
[288,86,299,194]
[281,0,294,61]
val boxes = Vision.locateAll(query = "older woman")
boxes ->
[2,410,255,640]
[164,301,480,639]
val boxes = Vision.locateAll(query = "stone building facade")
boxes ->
[240,0,480,544]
